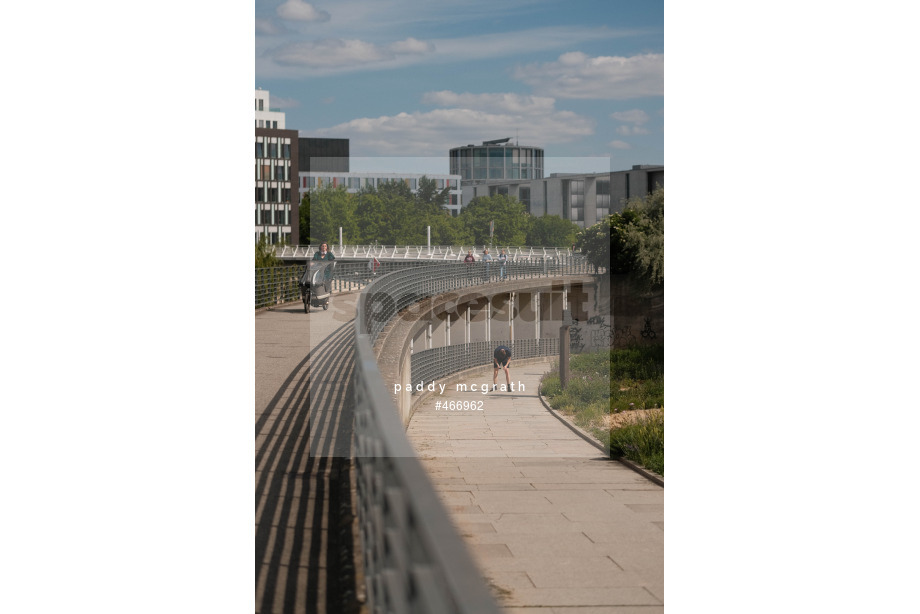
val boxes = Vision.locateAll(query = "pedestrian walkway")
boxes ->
[406,362,664,613]
[255,295,362,614]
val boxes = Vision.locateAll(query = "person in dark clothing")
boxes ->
[464,250,475,284]
[492,345,512,391]
[313,242,335,261]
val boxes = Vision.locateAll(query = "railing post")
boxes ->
[560,309,573,389]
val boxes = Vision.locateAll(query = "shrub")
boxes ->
[609,409,664,476]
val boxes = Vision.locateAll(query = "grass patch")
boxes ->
[609,410,664,476]
[540,345,664,475]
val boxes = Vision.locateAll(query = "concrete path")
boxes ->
[255,294,362,614]
[406,362,664,613]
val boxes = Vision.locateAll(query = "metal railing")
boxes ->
[353,330,503,614]
[411,337,559,387]
[362,257,589,343]
[254,260,438,309]
[276,243,575,261]
[351,258,591,613]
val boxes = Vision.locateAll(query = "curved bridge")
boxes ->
[255,260,663,613]
[275,244,575,262]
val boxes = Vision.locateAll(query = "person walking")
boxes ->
[492,345,512,391]
[498,248,508,280]
[464,249,475,285]
[481,248,493,282]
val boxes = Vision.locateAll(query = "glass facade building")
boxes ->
[449,138,544,184]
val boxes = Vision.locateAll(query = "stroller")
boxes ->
[298,260,336,313]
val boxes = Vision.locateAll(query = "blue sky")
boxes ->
[255,0,663,175]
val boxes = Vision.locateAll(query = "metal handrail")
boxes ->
[411,337,559,387]
[353,329,503,614]
[351,258,591,613]
[361,257,589,344]
[276,244,575,261]
[254,260,439,309]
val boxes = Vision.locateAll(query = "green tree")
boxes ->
[309,185,359,246]
[575,216,611,273]
[255,234,280,268]
[609,209,641,274]
[622,186,664,288]
[458,194,532,246]
[298,192,312,245]
[576,187,664,287]
[527,215,580,247]
[415,176,452,210]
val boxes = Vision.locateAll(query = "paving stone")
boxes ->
[405,361,664,610]
[500,586,661,608]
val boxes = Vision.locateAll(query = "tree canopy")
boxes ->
[526,215,580,248]
[255,234,280,268]
[576,187,664,287]
[301,182,578,249]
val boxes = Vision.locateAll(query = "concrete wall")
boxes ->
[373,274,664,424]
[596,274,664,348]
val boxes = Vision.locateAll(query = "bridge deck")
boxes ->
[255,294,361,614]
[406,363,664,612]
[255,287,663,613]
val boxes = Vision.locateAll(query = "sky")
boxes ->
[255,0,663,175]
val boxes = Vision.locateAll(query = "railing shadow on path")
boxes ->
[255,319,361,614]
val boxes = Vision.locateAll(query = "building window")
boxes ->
[489,148,504,169]
[520,186,531,212]
[268,143,278,158]
[282,143,290,159]
[256,142,264,158]
[259,99,264,111]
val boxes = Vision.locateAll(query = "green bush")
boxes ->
[540,345,664,474]
[609,409,664,476]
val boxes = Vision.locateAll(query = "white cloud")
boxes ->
[422,91,556,114]
[609,140,631,149]
[272,39,390,67]
[268,95,300,109]
[513,52,663,100]
[313,99,595,156]
[610,109,650,125]
[255,18,286,36]
[388,37,434,55]
[276,0,330,22]
[615,125,649,136]
[269,37,435,68]
[256,25,636,79]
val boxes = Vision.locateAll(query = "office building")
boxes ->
[255,90,298,244]
[462,165,664,229]
[449,138,544,184]
[298,137,349,173]
[255,88,285,129]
